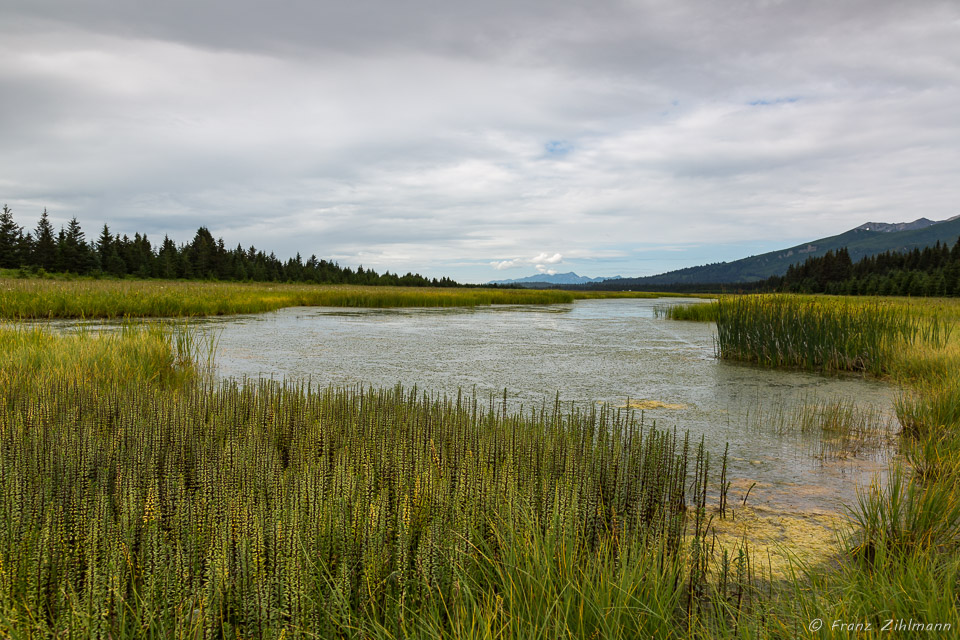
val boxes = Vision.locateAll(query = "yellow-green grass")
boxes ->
[0,277,686,319]
[5,289,959,636]
[655,300,721,321]
[712,295,951,375]
[0,380,769,638]
[0,323,764,638]
[690,293,960,636]
[569,290,711,300]
[0,323,203,388]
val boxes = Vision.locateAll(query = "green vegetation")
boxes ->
[655,300,720,322]
[705,295,960,636]
[0,278,583,318]
[0,277,689,319]
[746,395,894,461]
[3,292,959,637]
[0,205,456,286]
[0,323,207,388]
[0,344,778,637]
[768,239,960,296]
[652,294,960,634]
[713,295,951,374]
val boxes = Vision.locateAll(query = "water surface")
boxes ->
[202,298,897,513]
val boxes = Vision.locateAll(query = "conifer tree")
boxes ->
[57,217,95,273]
[0,204,24,268]
[33,209,57,271]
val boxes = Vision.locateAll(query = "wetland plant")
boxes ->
[0,376,744,637]
[0,279,579,319]
[714,295,951,375]
[654,301,720,322]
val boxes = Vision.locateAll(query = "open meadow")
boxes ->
[0,275,684,319]
[0,283,957,638]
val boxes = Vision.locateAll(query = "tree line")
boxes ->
[558,239,960,297]
[0,205,458,287]
[766,239,960,296]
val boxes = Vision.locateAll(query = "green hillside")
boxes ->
[626,216,960,285]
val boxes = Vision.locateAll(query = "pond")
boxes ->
[199,297,898,515]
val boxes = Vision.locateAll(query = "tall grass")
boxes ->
[705,293,960,636]
[779,465,960,637]
[713,295,951,375]
[655,301,720,322]
[0,323,207,388]
[0,278,684,319]
[6,290,958,636]
[746,395,894,461]
[0,279,583,319]
[0,378,761,638]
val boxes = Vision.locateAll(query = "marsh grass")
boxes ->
[777,465,960,637]
[0,277,684,319]
[0,279,584,318]
[655,301,721,322]
[747,395,895,461]
[706,293,960,637]
[4,290,959,637]
[714,295,951,375]
[0,375,770,638]
[0,323,207,388]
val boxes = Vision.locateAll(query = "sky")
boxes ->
[1,1,958,283]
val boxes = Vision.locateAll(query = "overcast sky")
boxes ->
[2,1,958,282]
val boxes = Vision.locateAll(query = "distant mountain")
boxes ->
[490,271,621,287]
[854,218,940,233]
[611,216,960,286]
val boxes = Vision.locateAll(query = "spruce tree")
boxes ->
[58,217,95,273]
[0,205,24,268]
[33,209,57,271]
[97,224,127,276]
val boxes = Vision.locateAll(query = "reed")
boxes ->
[0,278,582,319]
[654,301,720,322]
[7,289,959,636]
[706,293,960,636]
[0,323,205,388]
[713,295,951,375]
[747,395,894,461]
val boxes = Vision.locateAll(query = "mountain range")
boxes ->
[626,215,960,286]
[490,272,621,286]
[489,215,960,287]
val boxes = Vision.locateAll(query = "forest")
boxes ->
[0,206,458,287]
[767,239,960,296]
[571,239,960,296]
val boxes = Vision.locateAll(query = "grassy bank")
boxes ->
[0,279,576,318]
[698,294,960,635]
[0,370,782,638]
[0,277,685,319]
[0,323,207,388]
[713,295,952,375]
[0,323,789,638]
[5,293,956,637]
[656,300,721,322]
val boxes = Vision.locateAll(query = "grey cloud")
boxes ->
[1,1,958,281]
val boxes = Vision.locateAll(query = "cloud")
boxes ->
[0,1,958,282]
[491,252,563,271]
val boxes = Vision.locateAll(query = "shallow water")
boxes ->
[198,297,898,514]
